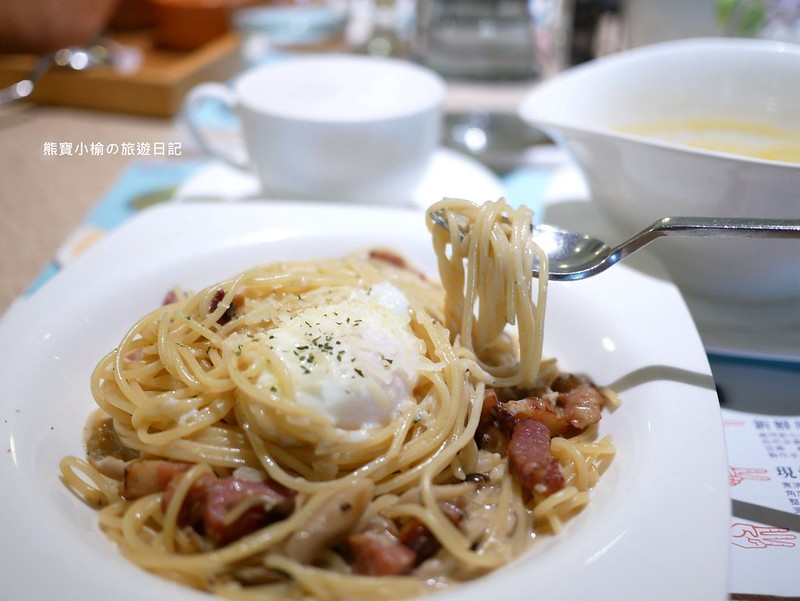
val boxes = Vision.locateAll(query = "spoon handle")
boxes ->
[652,216,800,236]
[615,216,800,259]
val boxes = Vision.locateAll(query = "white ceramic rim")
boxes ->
[0,202,730,601]
[234,53,448,122]
[519,37,800,168]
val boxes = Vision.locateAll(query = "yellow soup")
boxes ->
[615,118,800,163]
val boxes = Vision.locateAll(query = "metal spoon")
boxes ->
[428,212,800,281]
[0,45,111,105]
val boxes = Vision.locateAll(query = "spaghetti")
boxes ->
[61,198,616,600]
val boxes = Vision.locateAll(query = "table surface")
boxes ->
[0,78,532,315]
[0,103,168,313]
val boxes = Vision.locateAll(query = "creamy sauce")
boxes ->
[615,118,800,163]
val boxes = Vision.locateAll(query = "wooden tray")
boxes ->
[0,30,243,118]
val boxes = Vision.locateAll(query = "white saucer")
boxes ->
[541,164,800,363]
[173,147,504,209]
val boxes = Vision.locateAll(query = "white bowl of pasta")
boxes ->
[0,200,729,601]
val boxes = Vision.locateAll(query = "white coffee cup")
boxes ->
[183,54,446,205]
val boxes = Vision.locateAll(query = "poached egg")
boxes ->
[236,283,426,431]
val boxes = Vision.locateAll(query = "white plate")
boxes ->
[173,147,504,209]
[0,202,730,601]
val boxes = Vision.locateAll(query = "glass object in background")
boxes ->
[413,0,542,81]
[414,1,575,175]
[718,0,800,42]
[529,0,575,76]
[232,0,350,65]
[354,0,417,57]
[569,0,623,64]
[442,111,549,174]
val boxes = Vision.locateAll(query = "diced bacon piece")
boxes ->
[163,472,213,526]
[369,249,409,269]
[368,249,428,280]
[123,460,191,499]
[489,398,516,438]
[162,290,180,305]
[398,519,438,561]
[209,289,244,325]
[209,289,225,313]
[504,396,568,437]
[397,502,463,565]
[479,388,499,426]
[348,533,416,576]
[158,469,296,546]
[507,419,565,496]
[474,388,508,451]
[202,476,295,545]
[553,374,606,431]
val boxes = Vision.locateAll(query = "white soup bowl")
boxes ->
[519,38,800,304]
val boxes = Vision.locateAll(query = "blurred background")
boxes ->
[3,0,799,141]
[3,0,800,311]
[2,0,800,313]
[4,0,799,170]
[4,0,799,118]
